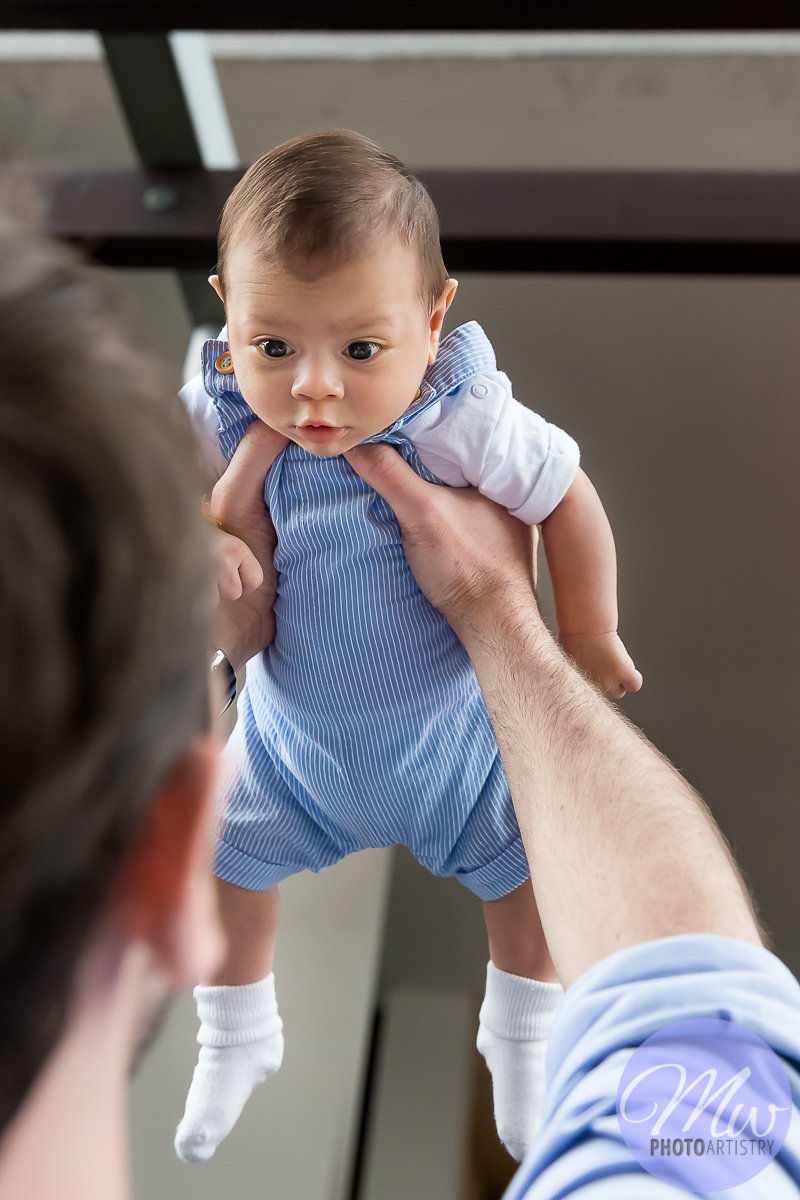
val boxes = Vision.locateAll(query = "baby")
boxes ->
[176,129,643,1166]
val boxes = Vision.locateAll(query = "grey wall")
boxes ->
[216,52,800,170]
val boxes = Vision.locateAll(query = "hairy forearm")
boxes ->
[341,443,759,986]
[461,599,763,988]
[540,469,618,635]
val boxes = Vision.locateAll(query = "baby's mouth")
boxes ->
[294,423,348,443]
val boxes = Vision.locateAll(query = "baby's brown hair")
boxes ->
[217,129,449,314]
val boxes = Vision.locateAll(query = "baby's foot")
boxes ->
[174,973,283,1163]
[476,961,563,1161]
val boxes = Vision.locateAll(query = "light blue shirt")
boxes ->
[505,935,800,1199]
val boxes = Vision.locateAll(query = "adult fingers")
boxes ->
[344,444,436,530]
[236,420,289,474]
[210,423,288,519]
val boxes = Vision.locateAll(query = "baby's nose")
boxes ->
[291,362,344,402]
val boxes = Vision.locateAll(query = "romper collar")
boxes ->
[361,320,497,444]
[202,325,237,399]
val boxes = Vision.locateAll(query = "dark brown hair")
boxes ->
[217,129,449,312]
[0,215,213,1135]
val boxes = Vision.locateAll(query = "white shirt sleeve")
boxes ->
[179,371,227,483]
[406,370,580,526]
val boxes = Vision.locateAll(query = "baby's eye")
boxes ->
[256,338,291,359]
[346,341,381,361]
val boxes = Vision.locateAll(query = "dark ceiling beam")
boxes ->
[20,166,800,276]
[100,35,203,169]
[4,2,800,31]
[99,35,219,320]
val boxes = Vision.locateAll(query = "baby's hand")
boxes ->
[209,522,264,602]
[558,631,643,699]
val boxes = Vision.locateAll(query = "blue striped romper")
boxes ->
[199,321,577,901]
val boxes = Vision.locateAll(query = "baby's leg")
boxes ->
[478,879,564,1162]
[175,879,283,1163]
[482,877,558,982]
[207,875,281,984]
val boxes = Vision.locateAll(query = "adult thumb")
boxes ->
[344,444,433,524]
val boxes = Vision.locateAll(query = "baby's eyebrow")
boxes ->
[244,314,398,333]
[337,316,397,330]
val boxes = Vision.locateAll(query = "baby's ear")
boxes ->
[444,277,459,306]
[431,278,458,330]
[209,274,225,305]
[427,278,459,363]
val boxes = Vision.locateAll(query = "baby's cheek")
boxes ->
[339,431,369,453]
[232,371,271,419]
[244,393,277,425]
[366,393,418,439]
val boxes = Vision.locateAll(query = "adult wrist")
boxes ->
[452,584,544,653]
[210,616,256,675]
[209,648,237,717]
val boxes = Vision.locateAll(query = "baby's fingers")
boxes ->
[217,560,244,602]
[608,666,643,700]
[237,545,264,595]
[217,557,262,602]
[625,667,644,693]
[214,530,264,600]
[619,656,643,695]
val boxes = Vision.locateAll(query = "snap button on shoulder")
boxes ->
[470,382,489,398]
[215,352,235,375]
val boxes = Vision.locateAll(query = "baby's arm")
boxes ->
[179,369,283,610]
[408,371,642,698]
[207,423,288,619]
[540,469,642,697]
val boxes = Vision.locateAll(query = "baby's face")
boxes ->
[214,236,456,456]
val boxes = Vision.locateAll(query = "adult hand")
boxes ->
[344,443,540,640]
[209,422,288,670]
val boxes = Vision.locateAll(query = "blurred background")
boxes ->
[2,21,799,1200]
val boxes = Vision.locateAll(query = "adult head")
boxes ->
[0,217,225,1153]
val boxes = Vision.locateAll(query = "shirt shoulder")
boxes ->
[407,367,580,523]
[409,366,512,442]
[402,368,509,487]
[179,367,227,481]
[504,936,800,1199]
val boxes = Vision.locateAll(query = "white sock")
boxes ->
[174,972,284,1163]
[476,961,563,1162]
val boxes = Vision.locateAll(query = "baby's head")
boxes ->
[210,129,458,455]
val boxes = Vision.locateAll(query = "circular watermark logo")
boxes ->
[616,1018,791,1191]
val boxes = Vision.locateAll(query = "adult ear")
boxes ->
[111,737,226,988]
[209,274,225,305]
[428,278,459,364]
